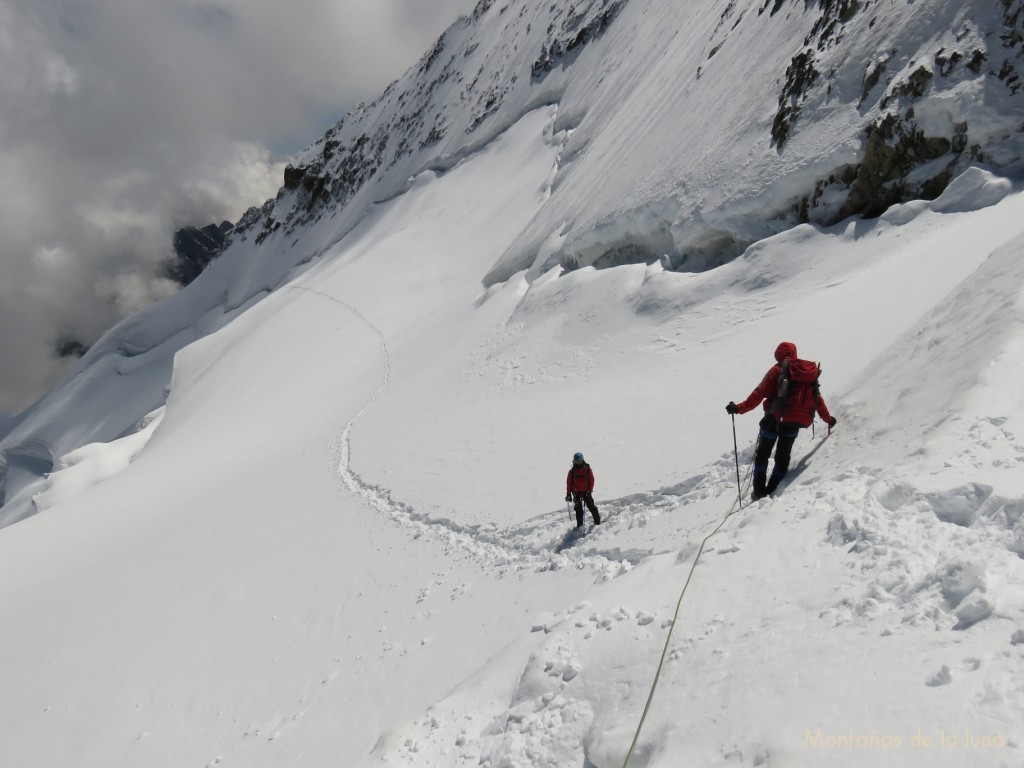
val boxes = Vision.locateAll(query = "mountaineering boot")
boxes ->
[765,474,782,496]
[752,461,768,501]
[593,510,602,525]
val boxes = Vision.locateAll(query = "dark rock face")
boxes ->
[778,0,1024,226]
[166,221,234,286]
[54,336,89,359]
[838,114,965,218]
[771,0,863,149]
[772,49,820,148]
[531,0,629,81]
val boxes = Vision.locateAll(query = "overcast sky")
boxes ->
[0,0,477,413]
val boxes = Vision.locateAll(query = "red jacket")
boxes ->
[735,342,833,428]
[567,463,595,493]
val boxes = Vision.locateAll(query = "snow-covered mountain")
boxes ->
[2,1,1024,766]
[4,0,1024,508]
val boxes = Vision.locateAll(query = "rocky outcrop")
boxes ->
[782,0,1024,226]
[166,221,234,286]
[771,0,863,149]
[531,0,629,81]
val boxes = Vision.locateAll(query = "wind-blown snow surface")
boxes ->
[1,107,1023,766]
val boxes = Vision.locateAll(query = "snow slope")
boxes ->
[2,0,1024,765]
[4,0,1024,512]
[1,100,1023,766]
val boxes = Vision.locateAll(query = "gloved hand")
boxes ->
[827,416,837,428]
[726,401,739,415]
[565,492,572,502]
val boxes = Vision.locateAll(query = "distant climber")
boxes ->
[565,452,602,528]
[726,341,836,500]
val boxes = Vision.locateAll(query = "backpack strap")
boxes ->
[769,360,790,416]
[813,363,822,407]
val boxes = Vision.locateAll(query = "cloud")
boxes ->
[0,0,477,412]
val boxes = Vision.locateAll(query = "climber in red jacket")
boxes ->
[565,452,601,528]
[726,341,836,500]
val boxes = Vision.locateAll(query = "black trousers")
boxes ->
[754,414,801,495]
[571,491,600,526]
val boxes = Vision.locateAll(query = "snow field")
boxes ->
[2,104,1024,767]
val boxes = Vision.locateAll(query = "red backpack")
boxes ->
[769,358,821,417]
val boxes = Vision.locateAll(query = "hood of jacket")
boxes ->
[775,341,797,362]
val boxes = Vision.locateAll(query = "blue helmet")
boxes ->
[573,452,584,463]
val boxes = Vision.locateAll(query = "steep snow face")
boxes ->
[244,0,1024,281]
[488,0,1024,282]
[3,0,1023,518]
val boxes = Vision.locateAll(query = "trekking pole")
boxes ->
[731,413,743,508]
